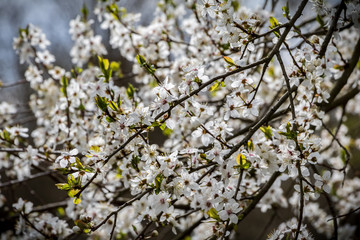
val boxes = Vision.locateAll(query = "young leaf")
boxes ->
[316,14,325,28]
[81,3,89,20]
[160,122,167,131]
[108,100,119,111]
[223,56,236,66]
[68,189,80,198]
[269,16,280,37]
[236,153,251,169]
[282,2,290,19]
[75,219,91,230]
[60,76,68,97]
[94,95,108,112]
[269,16,279,28]
[126,83,136,99]
[75,158,84,169]
[207,207,220,221]
[248,139,254,151]
[260,126,273,140]
[55,183,71,190]
[155,174,164,194]
[73,198,81,205]
[209,81,220,92]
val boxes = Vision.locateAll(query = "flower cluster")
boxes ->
[1,0,360,239]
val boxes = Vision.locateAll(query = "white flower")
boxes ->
[314,171,331,193]
[35,50,55,65]
[192,121,214,146]
[56,149,79,168]
[5,126,29,138]
[13,198,33,214]
[218,199,241,224]
[49,66,66,80]
[199,0,217,18]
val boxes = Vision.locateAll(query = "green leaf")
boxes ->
[223,56,236,66]
[236,153,251,170]
[60,76,68,97]
[81,3,89,20]
[94,95,108,112]
[278,122,297,140]
[132,225,138,235]
[200,153,208,160]
[136,54,146,66]
[333,64,345,70]
[340,149,347,164]
[126,83,136,99]
[269,16,279,28]
[231,0,239,11]
[162,127,173,136]
[131,155,140,172]
[160,122,167,131]
[55,183,71,190]
[316,14,325,28]
[98,56,112,82]
[18,25,29,38]
[269,16,280,38]
[151,121,160,127]
[106,116,115,123]
[79,100,85,111]
[155,174,164,194]
[207,208,220,221]
[136,54,156,74]
[57,207,65,217]
[260,126,273,140]
[73,198,81,205]
[68,189,80,198]
[103,58,110,71]
[68,174,81,187]
[2,129,10,141]
[282,2,290,19]
[108,100,119,111]
[75,219,91,230]
[209,81,221,92]
[110,61,121,72]
[248,140,254,151]
[75,158,84,169]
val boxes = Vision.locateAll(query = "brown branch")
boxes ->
[91,188,152,232]
[0,171,57,189]
[318,0,345,58]
[237,171,281,223]
[325,37,360,105]
[173,217,204,240]
[109,213,117,240]
[0,80,28,89]
[327,206,360,222]
[310,165,338,239]
[323,87,359,113]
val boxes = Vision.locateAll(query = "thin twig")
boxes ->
[109,213,117,240]
[327,206,360,222]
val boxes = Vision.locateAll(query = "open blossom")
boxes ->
[49,66,66,80]
[56,149,79,168]
[13,198,33,214]
[5,126,29,139]
[199,0,217,18]
[35,50,55,65]
[192,121,214,146]
[314,171,331,193]
[218,199,241,224]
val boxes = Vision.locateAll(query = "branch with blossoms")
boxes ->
[1,0,360,239]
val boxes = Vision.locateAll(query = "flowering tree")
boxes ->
[1,0,360,239]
